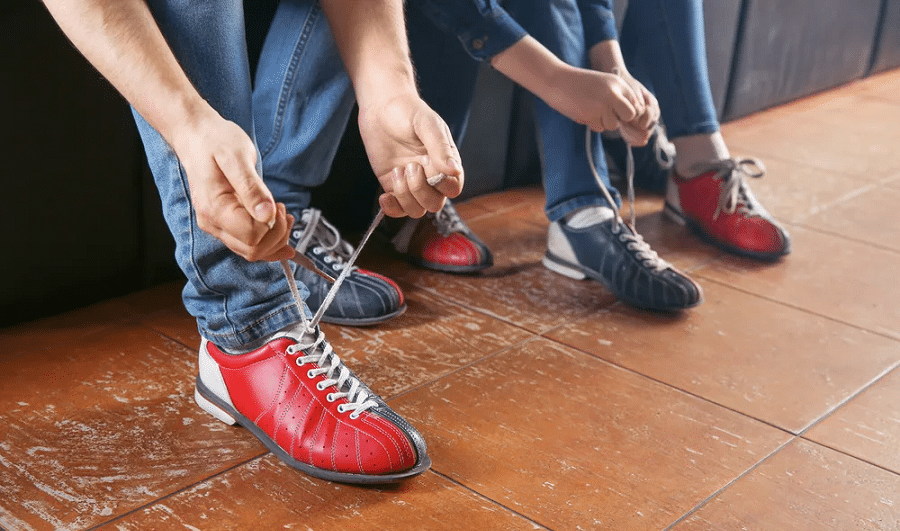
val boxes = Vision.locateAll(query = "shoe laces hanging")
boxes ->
[586,125,672,273]
[275,209,387,418]
[432,201,466,237]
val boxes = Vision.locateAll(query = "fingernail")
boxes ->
[254,202,274,223]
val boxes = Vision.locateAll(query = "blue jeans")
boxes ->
[411,0,720,221]
[133,0,354,350]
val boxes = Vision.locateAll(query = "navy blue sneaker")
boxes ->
[542,211,702,312]
[290,209,406,326]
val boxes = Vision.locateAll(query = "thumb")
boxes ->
[215,151,276,227]
[415,112,464,198]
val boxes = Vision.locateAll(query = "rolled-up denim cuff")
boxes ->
[198,291,312,351]
[456,9,528,60]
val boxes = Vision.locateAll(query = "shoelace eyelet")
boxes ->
[316,382,327,391]
[307,369,316,379]
[326,393,337,402]
[337,404,347,413]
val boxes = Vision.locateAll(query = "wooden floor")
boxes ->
[3,70,900,531]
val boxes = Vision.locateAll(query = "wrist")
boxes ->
[164,97,220,155]
[589,40,628,74]
[353,62,418,110]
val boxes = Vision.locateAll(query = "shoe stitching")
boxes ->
[358,417,400,469]
[362,415,414,462]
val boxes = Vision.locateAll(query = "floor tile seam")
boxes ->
[385,335,542,402]
[400,274,563,335]
[795,358,900,439]
[393,277,548,333]
[661,436,797,531]
[83,451,270,531]
[427,470,553,530]
[690,275,900,342]
[795,436,900,478]
[793,222,900,256]
[550,339,803,435]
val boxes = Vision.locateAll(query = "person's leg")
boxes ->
[250,0,406,324]
[133,0,429,483]
[496,0,701,312]
[381,1,494,273]
[505,0,621,223]
[135,0,303,350]
[620,0,790,260]
[619,0,728,173]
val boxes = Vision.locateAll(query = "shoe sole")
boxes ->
[318,303,408,327]
[663,202,791,262]
[542,252,702,312]
[194,378,431,484]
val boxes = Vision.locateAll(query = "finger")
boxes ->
[414,112,464,181]
[214,146,276,227]
[642,89,661,125]
[379,192,406,218]
[250,203,293,260]
[406,162,447,213]
[619,121,652,147]
[390,165,426,218]
[611,81,639,123]
[208,192,271,248]
[634,106,656,132]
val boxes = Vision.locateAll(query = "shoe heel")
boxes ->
[194,387,237,426]
[542,255,586,280]
[663,202,688,226]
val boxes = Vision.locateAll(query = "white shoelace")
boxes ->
[292,209,356,273]
[689,157,767,220]
[433,201,466,237]
[274,210,386,418]
[585,125,672,273]
[284,330,378,418]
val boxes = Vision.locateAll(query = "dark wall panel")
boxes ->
[0,3,145,325]
[871,0,900,73]
[725,0,882,120]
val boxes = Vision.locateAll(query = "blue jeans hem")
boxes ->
[199,296,311,351]
[546,194,618,223]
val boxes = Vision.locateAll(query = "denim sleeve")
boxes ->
[413,0,528,61]
[578,0,619,49]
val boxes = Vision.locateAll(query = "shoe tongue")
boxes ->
[566,206,615,229]
[275,323,319,347]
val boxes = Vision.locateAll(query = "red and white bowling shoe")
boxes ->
[194,326,430,483]
[664,157,791,261]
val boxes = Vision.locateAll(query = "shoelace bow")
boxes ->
[586,125,672,273]
[690,157,766,220]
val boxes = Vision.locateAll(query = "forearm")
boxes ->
[489,35,570,105]
[42,0,215,151]
[320,0,418,109]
